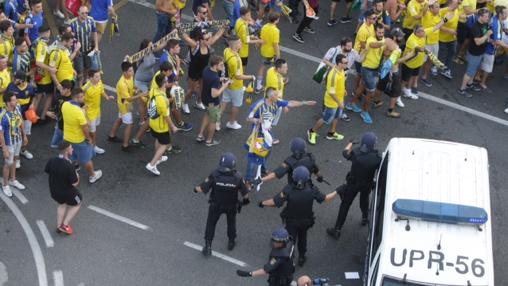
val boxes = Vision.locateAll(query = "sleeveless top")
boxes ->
[188,43,210,80]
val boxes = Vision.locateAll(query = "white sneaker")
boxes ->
[182,103,190,114]
[195,102,206,110]
[156,155,168,165]
[53,9,65,19]
[402,88,413,99]
[396,97,405,108]
[9,180,25,190]
[15,160,20,169]
[226,121,242,130]
[94,146,106,155]
[21,150,33,159]
[2,185,12,197]
[505,107,508,114]
[145,163,160,176]
[89,170,103,183]
[215,122,221,131]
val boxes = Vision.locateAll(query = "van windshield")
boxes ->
[382,277,427,286]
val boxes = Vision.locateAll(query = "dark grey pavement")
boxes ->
[0,0,507,285]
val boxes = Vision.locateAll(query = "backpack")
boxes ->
[147,92,160,119]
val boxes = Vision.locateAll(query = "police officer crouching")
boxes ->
[236,228,295,286]
[256,137,325,186]
[326,132,382,240]
[258,166,338,266]
[194,152,250,256]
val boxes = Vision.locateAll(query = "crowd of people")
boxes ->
[0,0,505,282]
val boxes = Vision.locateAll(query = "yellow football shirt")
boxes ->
[62,101,87,143]
[458,0,477,23]
[148,89,170,133]
[260,23,280,58]
[354,23,375,53]
[324,68,345,109]
[362,37,385,69]
[116,75,134,115]
[35,40,52,85]
[49,47,75,82]
[83,80,105,121]
[403,33,426,69]
[235,18,249,58]
[224,47,243,91]
[439,8,459,43]
[0,37,13,62]
[0,70,11,108]
[422,11,442,45]
[403,0,425,30]
[265,67,284,98]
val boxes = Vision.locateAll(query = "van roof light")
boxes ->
[392,199,488,225]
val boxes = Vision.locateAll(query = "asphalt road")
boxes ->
[0,0,507,285]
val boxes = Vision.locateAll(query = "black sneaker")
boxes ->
[326,228,341,240]
[227,240,236,251]
[202,243,212,257]
[457,89,473,98]
[177,122,193,132]
[292,33,304,43]
[298,256,306,267]
[420,78,432,87]
[341,113,351,122]
[108,136,122,143]
[205,140,220,147]
[166,145,182,154]
[327,19,337,27]
[121,145,134,152]
[129,139,146,148]
[467,83,481,92]
[340,16,352,23]
[303,27,316,34]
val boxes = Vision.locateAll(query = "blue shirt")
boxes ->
[0,106,22,146]
[25,12,44,43]
[7,83,36,107]
[486,15,502,55]
[4,0,20,23]
[70,16,97,52]
[247,98,288,133]
[90,0,113,22]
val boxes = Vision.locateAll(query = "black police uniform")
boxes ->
[263,241,295,286]
[273,184,326,258]
[333,147,382,230]
[200,168,249,243]
[273,153,319,185]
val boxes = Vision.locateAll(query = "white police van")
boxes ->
[363,138,494,286]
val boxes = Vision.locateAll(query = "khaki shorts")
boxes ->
[96,22,108,34]
[207,105,221,123]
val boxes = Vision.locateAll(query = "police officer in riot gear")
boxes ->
[255,137,324,186]
[236,228,295,286]
[194,152,250,256]
[326,132,382,240]
[258,166,338,266]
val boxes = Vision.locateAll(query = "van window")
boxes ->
[381,276,426,286]
[371,153,388,261]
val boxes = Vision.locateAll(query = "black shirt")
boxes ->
[200,168,249,207]
[201,67,221,106]
[274,153,319,185]
[44,156,79,197]
[343,147,382,186]
[273,184,326,220]
[53,93,72,130]
[468,21,489,56]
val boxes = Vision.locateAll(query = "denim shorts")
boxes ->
[71,141,94,165]
[322,107,340,124]
[134,80,150,93]
[361,67,379,92]
[465,52,483,77]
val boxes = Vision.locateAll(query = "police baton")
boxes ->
[320,179,331,186]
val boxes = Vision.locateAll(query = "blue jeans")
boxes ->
[245,153,266,183]
[50,126,63,148]
[153,12,172,43]
[438,41,457,70]
[223,0,234,23]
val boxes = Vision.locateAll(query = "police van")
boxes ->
[363,138,494,286]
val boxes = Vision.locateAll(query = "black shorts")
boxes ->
[377,72,401,98]
[36,83,54,94]
[457,22,470,45]
[263,57,274,66]
[241,57,248,66]
[51,190,82,206]
[401,64,420,82]
[151,129,170,145]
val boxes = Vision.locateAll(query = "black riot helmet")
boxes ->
[292,166,310,189]
[219,152,236,172]
[290,137,306,159]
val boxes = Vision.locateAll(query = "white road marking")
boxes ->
[344,272,360,279]
[0,261,7,285]
[87,205,151,231]
[11,189,28,204]
[183,241,248,267]
[77,283,85,286]
[36,220,55,248]
[124,0,508,128]
[0,193,48,286]
[53,270,63,286]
